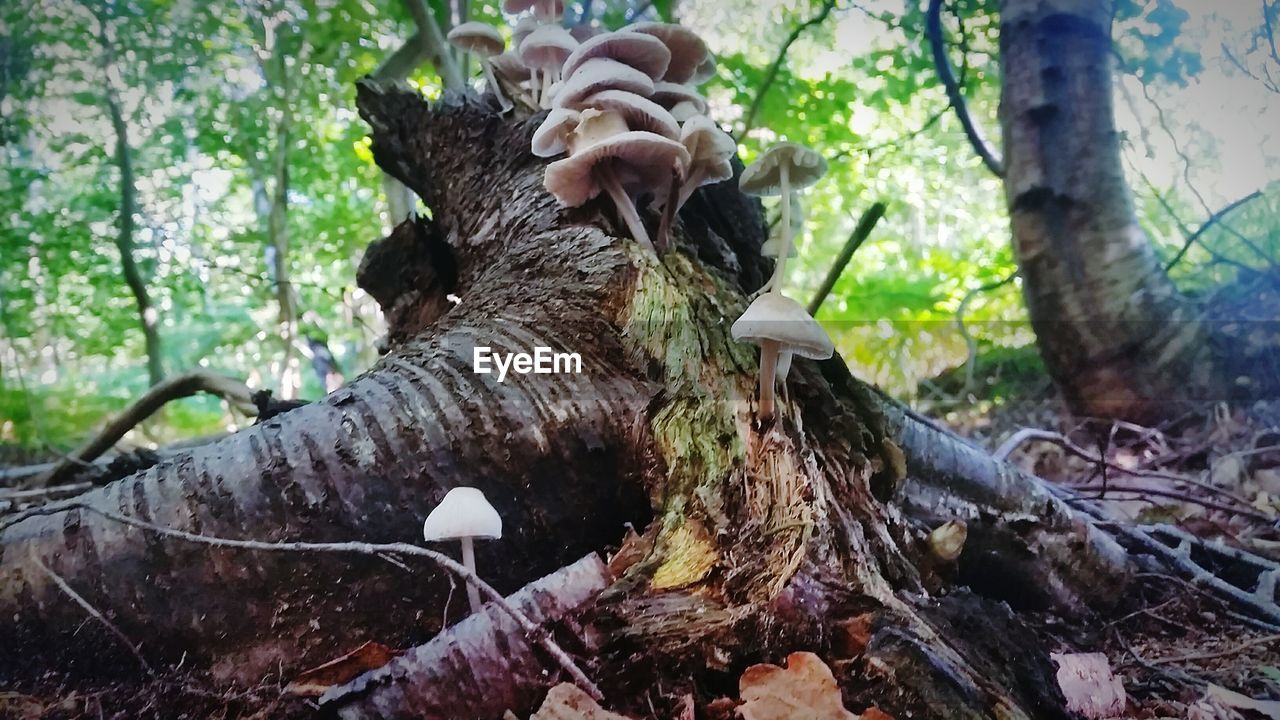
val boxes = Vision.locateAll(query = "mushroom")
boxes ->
[544,111,690,251]
[519,24,578,107]
[491,50,539,108]
[689,55,718,86]
[568,23,605,43]
[730,292,833,420]
[553,58,655,109]
[503,0,564,22]
[675,115,735,210]
[447,22,513,113]
[570,90,679,139]
[532,107,582,157]
[561,31,671,82]
[421,486,503,613]
[621,22,709,83]
[739,142,827,294]
[650,81,708,115]
[512,16,539,48]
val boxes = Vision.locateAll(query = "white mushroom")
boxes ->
[519,25,578,107]
[675,115,736,210]
[731,292,833,420]
[620,22,709,83]
[553,58,655,109]
[422,487,503,613]
[447,22,512,113]
[561,31,671,81]
[739,143,827,294]
[532,107,582,157]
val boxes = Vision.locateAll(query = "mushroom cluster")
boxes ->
[731,143,833,421]
[454,5,733,251]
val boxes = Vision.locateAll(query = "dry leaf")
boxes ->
[530,683,635,720]
[1050,652,1126,719]
[1205,684,1280,719]
[737,652,857,720]
[285,641,400,697]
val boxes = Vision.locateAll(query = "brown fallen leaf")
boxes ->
[1050,652,1126,719]
[530,683,636,720]
[738,651,857,720]
[285,640,400,697]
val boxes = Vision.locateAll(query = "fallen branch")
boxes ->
[29,550,154,677]
[36,371,257,487]
[1148,633,1280,665]
[1063,483,1273,522]
[35,502,603,701]
[806,202,887,314]
[925,0,1003,177]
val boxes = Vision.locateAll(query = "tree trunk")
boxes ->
[264,26,300,400]
[0,87,1130,718]
[998,0,1220,422]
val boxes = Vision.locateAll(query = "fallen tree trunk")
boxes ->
[0,85,1132,718]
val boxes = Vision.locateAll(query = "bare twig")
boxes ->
[29,550,155,676]
[925,0,1003,177]
[1145,524,1280,574]
[29,503,604,701]
[1164,190,1267,271]
[1148,633,1280,665]
[806,202,887,314]
[36,371,257,488]
[738,0,839,140]
[0,483,93,501]
[1063,483,1273,521]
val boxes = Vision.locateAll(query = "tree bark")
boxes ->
[998,0,1220,422]
[0,87,1130,718]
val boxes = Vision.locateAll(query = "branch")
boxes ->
[738,0,838,140]
[954,272,1016,392]
[38,502,604,701]
[925,0,1003,177]
[1163,190,1266,271]
[806,202,886,314]
[36,371,257,487]
[399,0,464,90]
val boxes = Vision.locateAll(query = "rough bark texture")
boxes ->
[0,85,1128,718]
[999,0,1219,422]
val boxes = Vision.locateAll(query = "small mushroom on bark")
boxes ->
[519,25,578,107]
[447,22,513,113]
[675,115,736,210]
[544,110,690,251]
[553,58,655,109]
[929,520,968,562]
[739,142,827,294]
[561,31,671,81]
[621,22,710,83]
[421,486,504,613]
[731,293,833,421]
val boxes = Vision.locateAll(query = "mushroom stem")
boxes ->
[758,338,780,420]
[480,59,513,113]
[599,162,654,251]
[539,70,552,107]
[675,168,704,212]
[765,164,793,294]
[459,536,483,613]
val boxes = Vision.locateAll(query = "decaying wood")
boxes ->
[0,84,1135,718]
[324,554,611,719]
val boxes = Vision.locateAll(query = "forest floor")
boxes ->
[3,382,1280,718]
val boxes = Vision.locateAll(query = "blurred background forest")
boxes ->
[1,0,1278,456]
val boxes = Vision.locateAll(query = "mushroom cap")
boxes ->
[570,89,679,140]
[422,487,503,541]
[491,50,532,83]
[621,22,709,83]
[447,22,505,57]
[532,107,582,157]
[731,293,834,360]
[568,23,604,43]
[519,25,578,70]
[680,115,735,162]
[929,520,968,562]
[553,58,655,108]
[760,234,799,258]
[503,0,565,16]
[561,31,671,81]
[544,131,690,207]
[668,100,702,123]
[651,82,708,114]
[689,55,718,85]
[739,142,827,196]
[512,16,540,47]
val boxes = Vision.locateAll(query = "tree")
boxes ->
[0,80,1133,717]
[994,0,1221,422]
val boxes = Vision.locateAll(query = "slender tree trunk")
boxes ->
[263,24,299,400]
[101,36,163,386]
[0,87,1129,718]
[998,0,1220,422]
